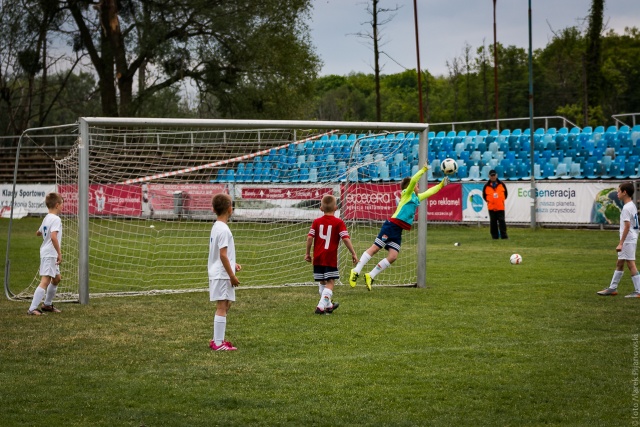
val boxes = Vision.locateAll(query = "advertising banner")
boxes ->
[426,183,462,222]
[235,185,335,220]
[147,183,227,215]
[506,182,617,224]
[58,184,141,216]
[0,184,56,217]
[341,182,462,222]
[462,183,489,221]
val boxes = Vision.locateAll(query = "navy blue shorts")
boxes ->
[313,265,340,281]
[374,220,403,252]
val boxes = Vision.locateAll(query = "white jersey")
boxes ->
[208,221,236,280]
[39,213,62,259]
[620,201,639,243]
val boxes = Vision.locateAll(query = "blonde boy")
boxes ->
[305,194,358,314]
[28,193,64,315]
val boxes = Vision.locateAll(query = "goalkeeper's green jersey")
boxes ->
[389,167,444,230]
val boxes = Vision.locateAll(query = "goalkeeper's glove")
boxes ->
[441,176,450,187]
[422,162,430,171]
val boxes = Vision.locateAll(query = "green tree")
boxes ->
[585,0,604,110]
[62,0,320,118]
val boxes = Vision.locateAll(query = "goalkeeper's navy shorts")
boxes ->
[313,265,340,281]
[374,220,402,252]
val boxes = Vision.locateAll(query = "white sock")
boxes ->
[29,287,46,312]
[633,274,640,293]
[318,288,333,310]
[213,315,226,346]
[318,283,325,295]
[354,252,372,274]
[369,258,391,279]
[610,270,624,289]
[44,284,58,306]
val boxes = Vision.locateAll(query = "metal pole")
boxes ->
[3,135,24,300]
[417,129,428,288]
[413,0,424,123]
[78,119,90,304]
[528,0,536,229]
[493,0,499,130]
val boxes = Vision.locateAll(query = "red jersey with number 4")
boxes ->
[308,215,350,267]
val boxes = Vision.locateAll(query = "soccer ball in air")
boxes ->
[440,158,458,175]
[510,254,522,265]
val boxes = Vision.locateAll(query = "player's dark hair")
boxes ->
[321,194,336,212]
[401,177,411,190]
[45,192,63,209]
[620,182,635,198]
[212,193,232,216]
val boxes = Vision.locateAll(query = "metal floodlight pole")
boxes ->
[413,0,424,123]
[493,0,499,129]
[528,0,537,228]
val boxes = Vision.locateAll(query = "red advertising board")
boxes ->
[147,183,227,212]
[241,187,333,200]
[341,183,462,222]
[426,183,462,221]
[58,184,142,216]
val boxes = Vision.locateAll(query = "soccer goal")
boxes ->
[7,118,430,303]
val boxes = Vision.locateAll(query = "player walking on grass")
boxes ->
[208,194,242,351]
[28,193,64,316]
[597,182,640,298]
[305,194,358,314]
[350,163,449,290]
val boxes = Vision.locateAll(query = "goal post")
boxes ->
[9,118,431,303]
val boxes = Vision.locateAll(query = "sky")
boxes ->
[309,0,640,77]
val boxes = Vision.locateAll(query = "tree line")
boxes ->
[1,0,638,140]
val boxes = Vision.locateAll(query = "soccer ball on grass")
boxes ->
[510,254,522,265]
[440,158,458,175]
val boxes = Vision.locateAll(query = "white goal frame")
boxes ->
[71,118,429,303]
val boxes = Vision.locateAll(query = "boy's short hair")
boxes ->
[45,192,63,209]
[321,194,336,212]
[212,193,232,216]
[620,182,635,198]
[400,177,411,191]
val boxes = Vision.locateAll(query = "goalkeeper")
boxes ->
[350,163,449,290]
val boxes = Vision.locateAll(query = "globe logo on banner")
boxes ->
[470,193,484,212]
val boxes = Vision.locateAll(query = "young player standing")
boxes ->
[305,194,358,314]
[208,193,242,351]
[350,163,449,290]
[597,182,640,298]
[28,193,64,315]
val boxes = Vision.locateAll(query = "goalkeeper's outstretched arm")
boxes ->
[418,176,449,202]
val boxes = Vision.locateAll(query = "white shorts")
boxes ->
[40,257,60,278]
[618,241,637,261]
[209,278,235,302]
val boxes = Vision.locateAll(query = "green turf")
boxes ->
[1,219,638,426]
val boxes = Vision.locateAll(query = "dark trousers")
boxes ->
[489,210,508,239]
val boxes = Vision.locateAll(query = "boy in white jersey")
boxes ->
[350,163,448,290]
[597,182,640,298]
[28,193,64,315]
[208,193,242,351]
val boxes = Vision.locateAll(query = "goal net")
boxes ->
[11,118,429,301]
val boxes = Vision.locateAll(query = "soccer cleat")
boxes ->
[325,302,339,313]
[27,308,44,316]
[349,269,359,288]
[315,306,326,315]
[625,292,640,298]
[364,273,373,291]
[41,304,61,313]
[596,288,618,296]
[209,340,237,351]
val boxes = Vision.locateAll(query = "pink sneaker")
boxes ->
[209,340,237,351]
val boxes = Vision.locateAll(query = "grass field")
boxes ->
[1,218,639,426]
